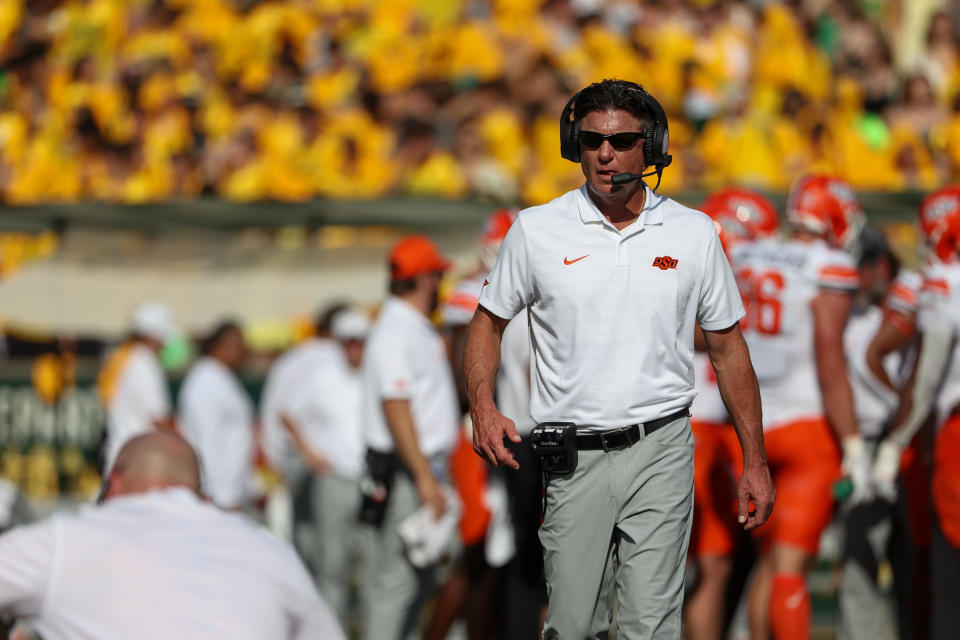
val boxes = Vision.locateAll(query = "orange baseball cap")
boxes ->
[389,235,452,280]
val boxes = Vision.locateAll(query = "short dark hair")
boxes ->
[389,278,417,296]
[315,302,348,336]
[200,320,241,356]
[857,227,901,279]
[573,79,654,128]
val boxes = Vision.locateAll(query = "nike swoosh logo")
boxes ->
[564,255,589,265]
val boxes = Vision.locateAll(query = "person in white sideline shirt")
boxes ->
[261,304,347,475]
[281,307,370,626]
[260,304,346,541]
[98,301,175,474]
[362,235,460,640]
[179,321,254,511]
[0,431,346,640]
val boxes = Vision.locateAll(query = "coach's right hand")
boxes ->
[471,399,521,469]
[416,472,447,520]
[737,462,776,530]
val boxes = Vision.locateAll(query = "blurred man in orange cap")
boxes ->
[360,235,460,640]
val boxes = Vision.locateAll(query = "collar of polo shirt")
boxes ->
[576,184,665,228]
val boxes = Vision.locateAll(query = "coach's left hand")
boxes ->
[737,463,775,530]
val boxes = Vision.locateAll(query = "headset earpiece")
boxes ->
[559,91,581,163]
[639,92,672,172]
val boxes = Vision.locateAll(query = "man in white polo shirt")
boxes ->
[281,307,370,626]
[0,431,345,640]
[362,235,460,640]
[179,320,254,511]
[260,303,346,544]
[464,79,775,639]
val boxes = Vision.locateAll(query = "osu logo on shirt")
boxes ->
[652,256,679,270]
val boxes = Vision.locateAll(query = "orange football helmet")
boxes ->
[786,175,865,251]
[701,188,780,240]
[919,186,960,263]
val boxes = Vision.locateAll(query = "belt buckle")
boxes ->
[600,426,633,452]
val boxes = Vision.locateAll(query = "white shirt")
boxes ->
[442,273,487,327]
[478,184,744,429]
[362,297,459,457]
[179,357,254,509]
[260,339,344,471]
[0,488,345,640]
[845,306,902,438]
[886,269,924,317]
[443,272,534,435]
[736,238,859,430]
[497,312,535,436]
[286,364,365,479]
[917,262,960,425]
[104,344,170,472]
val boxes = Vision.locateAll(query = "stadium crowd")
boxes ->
[5,0,960,205]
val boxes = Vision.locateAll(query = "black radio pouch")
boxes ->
[530,423,578,474]
[358,449,400,528]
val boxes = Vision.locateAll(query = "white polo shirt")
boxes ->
[104,344,171,472]
[260,338,344,471]
[362,297,459,458]
[285,363,365,479]
[179,357,255,509]
[478,184,744,429]
[0,488,345,640]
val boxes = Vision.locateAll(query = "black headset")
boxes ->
[559,81,673,190]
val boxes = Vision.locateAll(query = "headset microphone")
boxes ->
[611,173,642,186]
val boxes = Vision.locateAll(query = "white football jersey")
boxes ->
[886,269,924,317]
[736,239,859,430]
[441,273,487,327]
[844,269,923,438]
[917,262,960,426]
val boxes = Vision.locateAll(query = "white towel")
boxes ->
[397,485,462,567]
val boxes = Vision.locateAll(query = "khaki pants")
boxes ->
[364,464,449,640]
[540,416,694,640]
[310,473,365,627]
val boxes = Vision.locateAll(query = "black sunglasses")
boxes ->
[579,130,644,151]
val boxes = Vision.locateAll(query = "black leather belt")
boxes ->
[576,408,690,451]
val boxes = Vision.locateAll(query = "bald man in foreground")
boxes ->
[0,432,345,640]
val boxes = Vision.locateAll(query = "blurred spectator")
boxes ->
[280,307,370,630]
[361,235,459,639]
[178,320,255,511]
[97,301,175,474]
[6,1,960,205]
